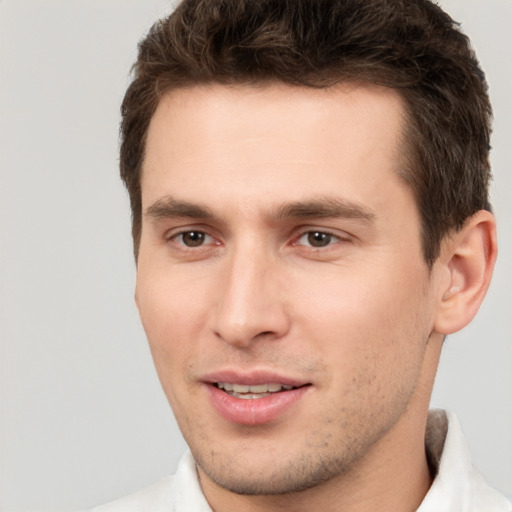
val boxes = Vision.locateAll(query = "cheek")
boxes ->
[294,268,432,436]
[290,261,432,375]
[135,266,208,390]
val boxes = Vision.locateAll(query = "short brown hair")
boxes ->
[120,0,492,265]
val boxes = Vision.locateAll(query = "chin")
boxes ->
[194,444,356,497]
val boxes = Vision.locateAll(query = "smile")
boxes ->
[216,382,295,399]
[207,379,311,424]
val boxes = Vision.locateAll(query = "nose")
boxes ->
[211,244,291,348]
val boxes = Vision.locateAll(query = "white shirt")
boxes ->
[91,410,512,511]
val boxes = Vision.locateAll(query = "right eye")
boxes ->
[172,230,214,247]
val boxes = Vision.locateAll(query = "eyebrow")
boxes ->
[145,196,375,223]
[272,197,376,222]
[145,197,214,221]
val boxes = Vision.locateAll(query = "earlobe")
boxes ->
[434,210,497,335]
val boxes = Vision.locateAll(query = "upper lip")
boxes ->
[201,369,310,388]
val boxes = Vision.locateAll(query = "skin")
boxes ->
[135,83,496,512]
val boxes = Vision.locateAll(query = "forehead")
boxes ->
[142,82,410,218]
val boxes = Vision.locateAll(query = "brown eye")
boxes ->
[180,231,208,247]
[306,231,334,247]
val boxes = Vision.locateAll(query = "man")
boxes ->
[93,0,511,510]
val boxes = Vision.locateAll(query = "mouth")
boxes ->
[203,371,312,424]
[215,382,298,399]
[208,381,311,425]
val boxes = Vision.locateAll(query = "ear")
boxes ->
[434,210,497,335]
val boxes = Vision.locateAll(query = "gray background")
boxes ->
[1,1,510,510]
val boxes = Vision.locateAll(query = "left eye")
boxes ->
[296,231,340,248]
[174,230,213,247]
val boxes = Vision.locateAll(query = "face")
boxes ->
[136,83,443,496]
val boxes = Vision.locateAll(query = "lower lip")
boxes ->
[206,385,310,425]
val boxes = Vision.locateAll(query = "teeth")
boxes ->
[233,384,250,393]
[243,384,266,393]
[217,382,295,394]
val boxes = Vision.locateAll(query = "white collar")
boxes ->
[418,409,511,511]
